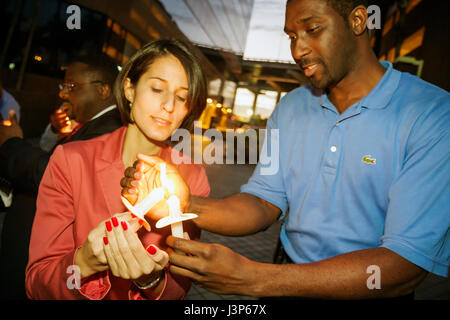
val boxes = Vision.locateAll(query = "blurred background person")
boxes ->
[0,77,21,124]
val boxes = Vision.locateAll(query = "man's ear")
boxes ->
[349,5,368,36]
[97,84,112,100]
[123,77,135,103]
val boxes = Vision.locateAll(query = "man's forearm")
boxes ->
[188,193,280,236]
[246,247,427,299]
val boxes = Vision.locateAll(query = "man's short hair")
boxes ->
[325,0,369,21]
[287,0,369,21]
[68,54,118,88]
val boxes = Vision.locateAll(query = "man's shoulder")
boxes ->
[394,72,449,121]
[396,72,449,106]
[74,108,122,140]
[1,89,20,105]
[388,72,450,142]
[0,89,21,119]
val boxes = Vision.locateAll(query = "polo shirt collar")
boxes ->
[320,61,401,111]
[359,61,401,110]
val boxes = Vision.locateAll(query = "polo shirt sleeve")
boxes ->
[240,112,288,216]
[381,99,450,277]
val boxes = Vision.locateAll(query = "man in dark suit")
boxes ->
[0,56,122,299]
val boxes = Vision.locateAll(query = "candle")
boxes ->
[121,161,198,236]
[56,105,73,133]
[155,198,198,238]
[155,163,197,238]
[2,120,12,127]
[121,187,165,231]
[167,195,184,238]
[60,118,72,133]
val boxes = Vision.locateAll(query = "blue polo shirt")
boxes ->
[0,89,21,122]
[241,61,450,277]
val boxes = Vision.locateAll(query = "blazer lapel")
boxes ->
[95,127,127,216]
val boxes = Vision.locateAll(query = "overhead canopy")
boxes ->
[159,0,254,54]
[243,0,294,63]
[159,0,294,64]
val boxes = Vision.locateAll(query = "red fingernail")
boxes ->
[121,221,128,231]
[130,213,137,218]
[147,245,157,255]
[111,217,119,227]
[105,221,112,232]
[103,236,109,245]
[138,219,144,226]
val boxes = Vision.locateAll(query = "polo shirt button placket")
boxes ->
[325,120,341,172]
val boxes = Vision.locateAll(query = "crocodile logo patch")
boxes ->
[362,155,376,165]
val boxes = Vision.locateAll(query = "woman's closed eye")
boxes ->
[151,87,163,93]
[175,95,187,103]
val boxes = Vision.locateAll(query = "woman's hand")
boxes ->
[74,213,169,282]
[120,154,190,220]
[103,214,169,282]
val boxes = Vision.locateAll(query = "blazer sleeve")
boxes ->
[25,145,84,299]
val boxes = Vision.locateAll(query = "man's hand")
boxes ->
[0,109,23,146]
[166,235,257,296]
[120,153,190,221]
[167,236,429,298]
[50,102,74,133]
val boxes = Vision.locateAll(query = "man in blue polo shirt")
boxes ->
[122,0,449,298]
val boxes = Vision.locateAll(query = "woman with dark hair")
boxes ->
[25,39,210,300]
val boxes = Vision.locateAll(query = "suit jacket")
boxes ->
[25,126,210,300]
[0,107,123,194]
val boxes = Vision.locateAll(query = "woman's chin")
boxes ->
[143,130,172,144]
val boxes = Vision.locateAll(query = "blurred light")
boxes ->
[206,98,213,104]
[117,65,123,72]
[226,108,232,113]
[34,55,42,62]
[246,109,253,116]
[230,115,236,121]
[2,120,12,127]
[216,103,222,108]
[8,63,15,70]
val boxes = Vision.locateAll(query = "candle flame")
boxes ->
[60,120,72,133]
[159,163,175,195]
[2,120,12,127]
